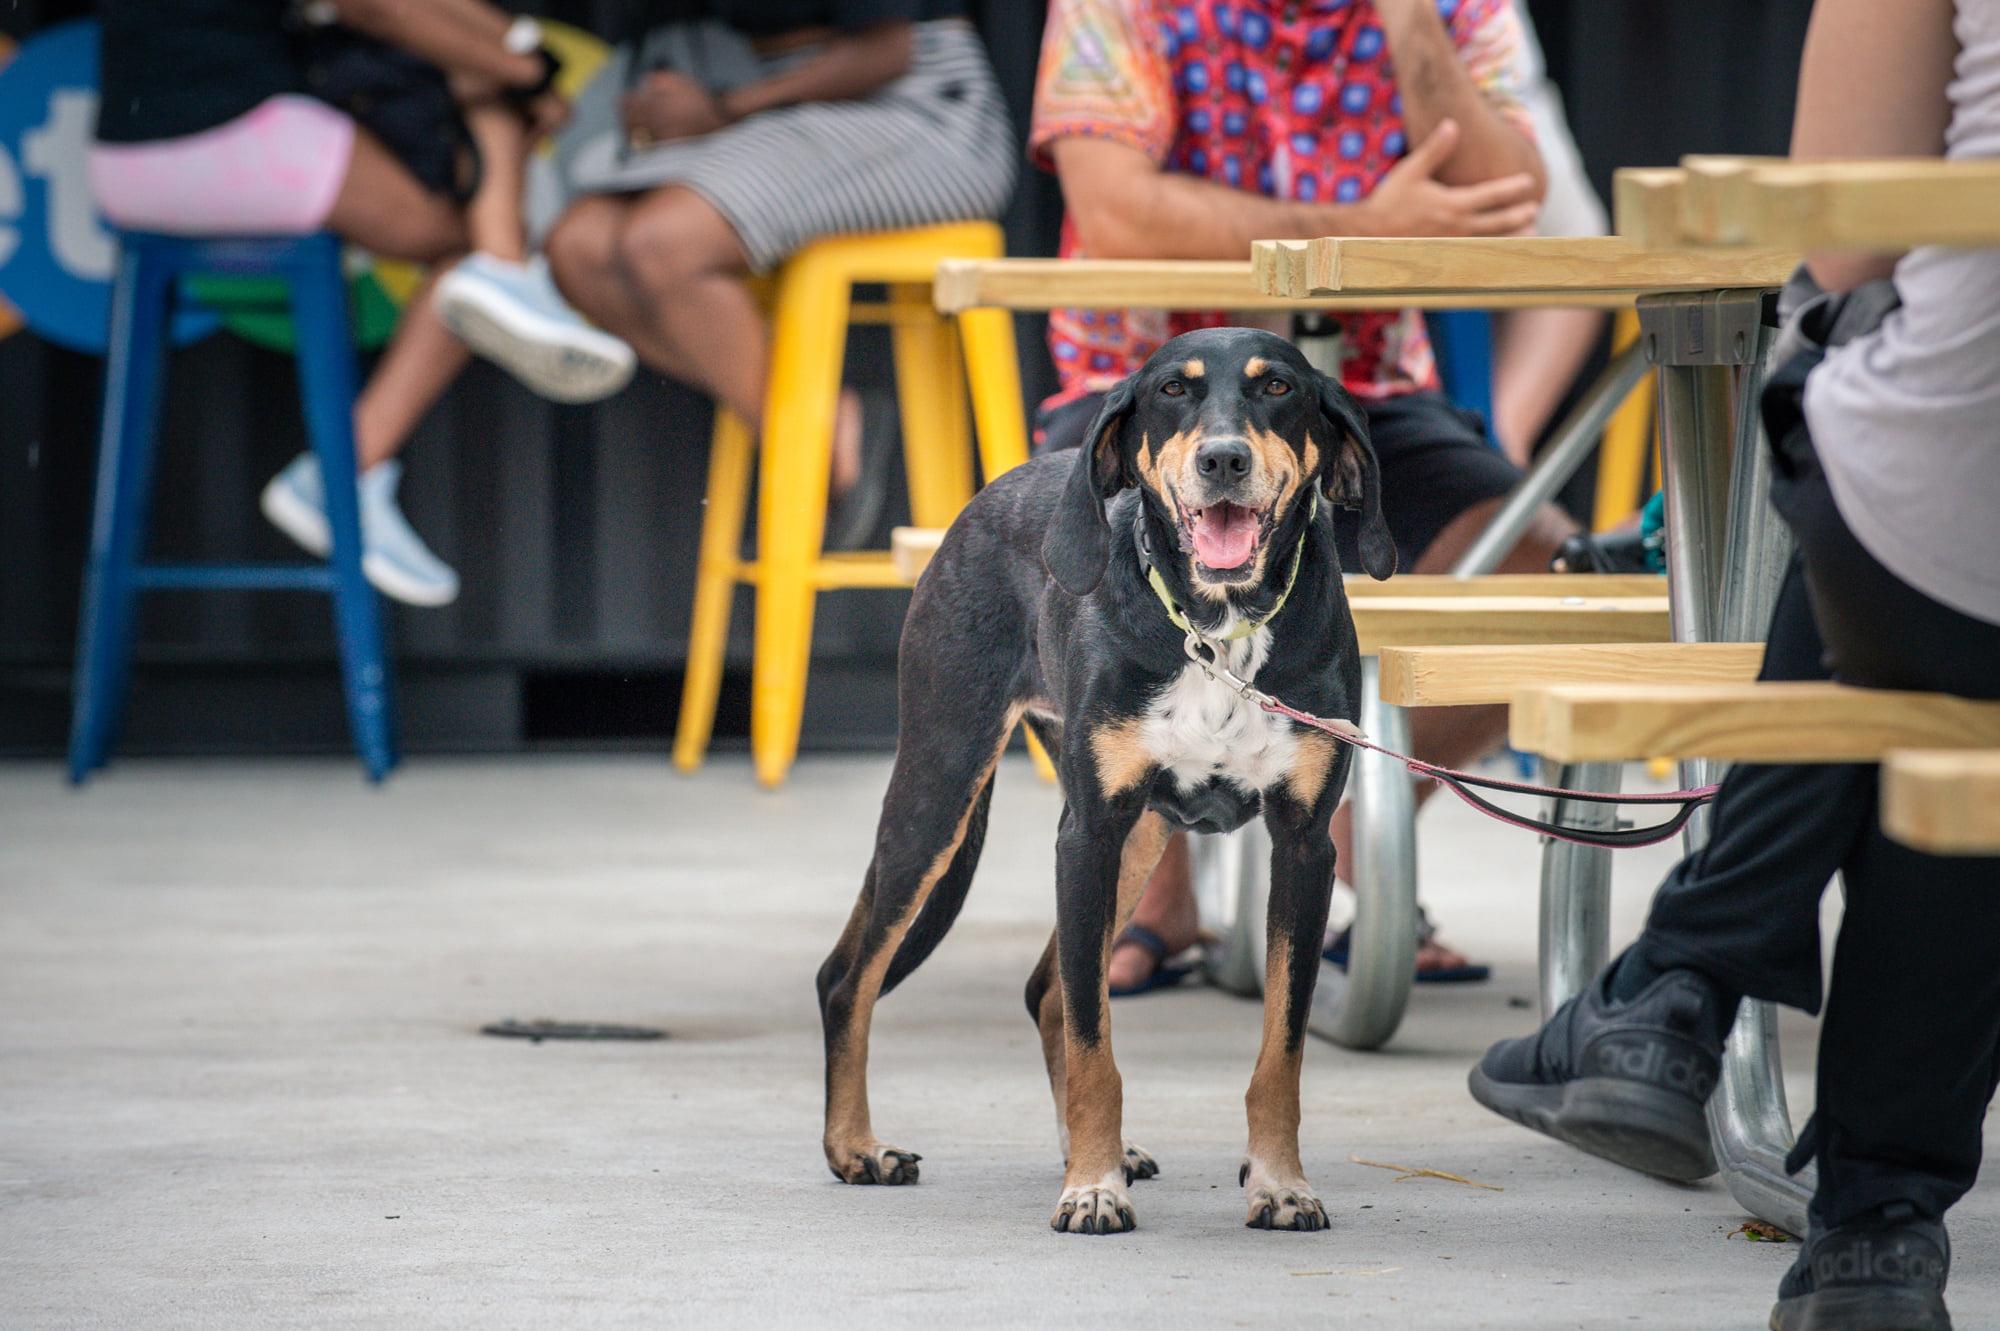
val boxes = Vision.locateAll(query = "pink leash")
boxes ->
[1181,634,1720,850]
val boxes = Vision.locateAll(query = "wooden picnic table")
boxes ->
[1249,235,1797,302]
[1617,156,2000,251]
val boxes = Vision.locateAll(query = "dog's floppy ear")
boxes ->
[1042,379,1136,596]
[1316,374,1397,581]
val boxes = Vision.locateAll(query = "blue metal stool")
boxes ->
[1428,308,1496,442]
[68,231,397,783]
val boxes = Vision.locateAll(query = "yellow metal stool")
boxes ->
[673,221,1030,788]
[1593,309,1659,532]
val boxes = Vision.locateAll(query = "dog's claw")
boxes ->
[1243,1185,1329,1233]
[827,1143,921,1186]
[1123,1143,1160,1184]
[1051,1181,1135,1235]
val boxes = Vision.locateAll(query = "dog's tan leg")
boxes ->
[1241,783,1341,1232]
[1050,811,1170,1233]
[820,745,1004,1186]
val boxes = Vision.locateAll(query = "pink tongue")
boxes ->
[1192,503,1259,569]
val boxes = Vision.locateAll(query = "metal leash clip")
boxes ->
[1181,628,1268,706]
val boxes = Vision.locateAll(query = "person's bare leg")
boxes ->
[1106,832,1199,992]
[545,196,685,370]
[461,99,529,263]
[611,187,866,489]
[352,271,470,469]
[1491,307,1608,465]
[323,129,473,469]
[615,187,767,424]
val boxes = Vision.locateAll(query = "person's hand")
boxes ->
[1358,119,1541,236]
[525,90,569,139]
[620,70,728,147]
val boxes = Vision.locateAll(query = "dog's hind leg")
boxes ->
[1239,738,1347,1232]
[1048,808,1171,1234]
[817,707,1013,1187]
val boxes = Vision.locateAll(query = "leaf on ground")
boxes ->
[1347,1153,1503,1191]
[1727,1220,1792,1243]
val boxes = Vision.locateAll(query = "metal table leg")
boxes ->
[1647,293,1810,1235]
[1536,760,1621,1018]
[1309,658,1419,1049]
[1193,818,1270,998]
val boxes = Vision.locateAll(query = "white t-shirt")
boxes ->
[1804,0,2000,626]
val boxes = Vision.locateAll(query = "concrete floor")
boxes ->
[1,755,1994,1329]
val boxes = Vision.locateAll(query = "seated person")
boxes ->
[1472,0,2000,1325]
[92,0,633,608]
[542,2,1017,502]
[1029,0,1578,991]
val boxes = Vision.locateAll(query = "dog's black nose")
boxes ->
[1195,437,1253,479]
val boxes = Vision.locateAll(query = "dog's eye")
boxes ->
[1264,379,1292,397]
[1161,380,1186,397]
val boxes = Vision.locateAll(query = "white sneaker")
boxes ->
[436,253,636,404]
[260,453,460,608]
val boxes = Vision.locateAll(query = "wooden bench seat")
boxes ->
[1249,235,1797,302]
[1617,157,2000,251]
[1882,750,2000,855]
[1378,642,1762,707]
[1511,682,2000,763]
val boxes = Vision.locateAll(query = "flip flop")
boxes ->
[1108,923,1197,998]
[1322,927,1493,985]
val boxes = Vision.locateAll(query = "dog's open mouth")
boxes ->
[1181,500,1270,574]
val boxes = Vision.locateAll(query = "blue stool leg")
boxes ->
[287,236,397,781]
[1429,309,1496,445]
[68,243,174,782]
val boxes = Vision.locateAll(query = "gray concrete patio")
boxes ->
[2,755,1993,1328]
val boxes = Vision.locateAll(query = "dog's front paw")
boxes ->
[1123,1141,1160,1184]
[825,1140,922,1186]
[1051,1175,1135,1235]
[1240,1160,1329,1232]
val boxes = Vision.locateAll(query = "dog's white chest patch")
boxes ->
[1140,627,1297,794]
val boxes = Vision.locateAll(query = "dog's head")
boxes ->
[1043,327,1396,598]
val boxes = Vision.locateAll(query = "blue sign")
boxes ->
[0,21,216,352]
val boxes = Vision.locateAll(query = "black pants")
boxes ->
[1633,370,2000,1230]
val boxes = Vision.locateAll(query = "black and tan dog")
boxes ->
[815,327,1396,1235]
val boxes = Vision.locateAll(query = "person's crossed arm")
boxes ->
[1041,0,1546,261]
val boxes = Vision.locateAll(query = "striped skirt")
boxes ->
[556,20,1018,272]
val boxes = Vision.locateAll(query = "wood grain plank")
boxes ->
[1378,642,1762,706]
[1252,235,1796,297]
[1511,683,2000,762]
[1882,749,2000,854]
[1354,598,1670,655]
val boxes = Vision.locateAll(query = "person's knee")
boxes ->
[616,191,739,295]
[545,207,618,304]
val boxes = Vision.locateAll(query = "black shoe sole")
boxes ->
[1468,1065,1718,1182]
[1769,1286,1951,1331]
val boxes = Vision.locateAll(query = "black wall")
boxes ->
[0,1,1809,758]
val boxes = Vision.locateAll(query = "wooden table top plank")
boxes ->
[1250,235,1796,299]
[1881,749,2000,854]
[1511,682,2000,762]
[1354,598,1669,654]
[1616,158,2000,251]
[932,257,1636,313]
[1378,641,1762,707]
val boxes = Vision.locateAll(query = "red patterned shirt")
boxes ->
[1030,0,1533,410]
